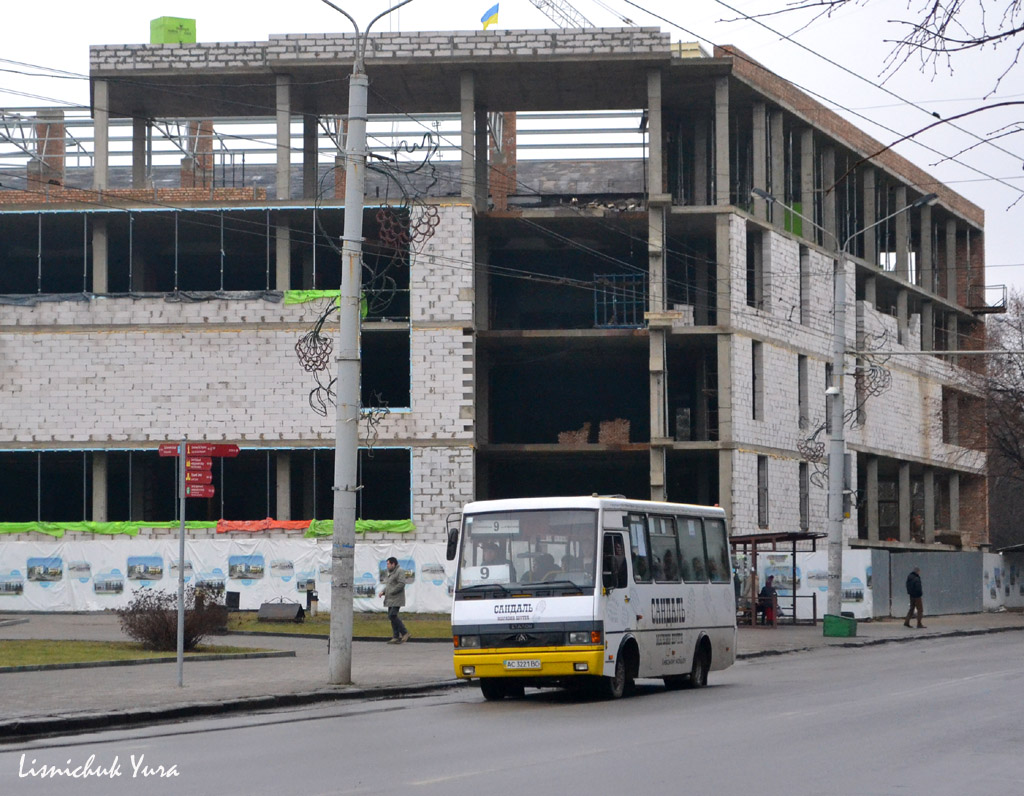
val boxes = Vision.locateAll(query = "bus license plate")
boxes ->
[504,659,541,670]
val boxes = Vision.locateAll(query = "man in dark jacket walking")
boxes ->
[380,556,410,644]
[904,567,925,628]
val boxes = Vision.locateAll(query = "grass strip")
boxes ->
[228,611,452,639]
[0,640,265,668]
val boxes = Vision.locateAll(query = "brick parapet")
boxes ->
[90,28,670,72]
[0,186,265,207]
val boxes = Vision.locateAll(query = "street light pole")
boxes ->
[321,0,414,685]
[751,188,937,620]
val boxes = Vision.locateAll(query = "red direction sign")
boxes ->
[185,484,215,499]
[185,443,239,458]
[185,457,213,471]
[158,443,240,458]
[184,470,213,485]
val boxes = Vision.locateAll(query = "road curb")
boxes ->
[0,679,466,742]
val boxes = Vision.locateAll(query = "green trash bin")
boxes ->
[823,613,857,638]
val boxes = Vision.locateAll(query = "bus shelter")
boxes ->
[730,531,826,627]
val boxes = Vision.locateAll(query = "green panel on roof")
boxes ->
[150,17,197,44]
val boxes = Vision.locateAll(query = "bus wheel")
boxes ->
[686,645,709,689]
[479,678,507,701]
[603,653,632,699]
[505,682,525,699]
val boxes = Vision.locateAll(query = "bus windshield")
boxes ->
[458,509,598,590]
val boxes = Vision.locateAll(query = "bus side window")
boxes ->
[678,517,706,582]
[603,532,628,589]
[628,514,651,583]
[704,518,731,583]
[649,515,681,582]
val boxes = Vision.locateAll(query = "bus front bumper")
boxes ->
[453,647,605,680]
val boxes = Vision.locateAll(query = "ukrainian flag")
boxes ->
[481,3,499,30]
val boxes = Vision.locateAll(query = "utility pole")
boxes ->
[321,0,414,685]
[751,188,937,622]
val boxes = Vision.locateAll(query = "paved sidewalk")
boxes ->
[1,611,1022,739]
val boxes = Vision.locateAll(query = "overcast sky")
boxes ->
[2,0,1021,294]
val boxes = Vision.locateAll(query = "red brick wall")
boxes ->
[0,186,267,206]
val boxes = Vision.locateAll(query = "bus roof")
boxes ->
[462,496,727,519]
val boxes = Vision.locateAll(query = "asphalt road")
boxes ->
[3,633,1022,796]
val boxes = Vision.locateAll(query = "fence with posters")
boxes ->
[0,540,454,613]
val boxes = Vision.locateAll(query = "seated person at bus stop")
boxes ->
[758,575,778,623]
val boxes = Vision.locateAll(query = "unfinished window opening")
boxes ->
[488,344,649,444]
[798,245,810,325]
[757,455,769,528]
[746,230,763,309]
[362,329,411,409]
[357,448,411,520]
[0,212,91,294]
[488,220,647,330]
[479,452,649,501]
[667,343,718,442]
[752,340,764,420]
[799,462,809,531]
[798,354,809,430]
[220,450,275,521]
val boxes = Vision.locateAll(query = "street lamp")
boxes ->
[321,0,414,685]
[750,187,938,624]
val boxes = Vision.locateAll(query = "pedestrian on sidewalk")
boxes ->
[380,556,411,644]
[904,567,925,628]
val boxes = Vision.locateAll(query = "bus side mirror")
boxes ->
[445,512,460,561]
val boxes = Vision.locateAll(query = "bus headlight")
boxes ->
[568,631,596,645]
[458,635,481,649]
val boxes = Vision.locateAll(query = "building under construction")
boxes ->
[0,25,1000,554]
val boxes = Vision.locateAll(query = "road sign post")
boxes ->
[157,439,240,686]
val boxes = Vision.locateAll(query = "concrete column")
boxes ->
[716,333,733,443]
[923,469,935,543]
[945,218,958,303]
[132,117,148,188]
[93,80,109,191]
[275,224,291,290]
[949,472,960,536]
[276,452,291,521]
[92,217,108,293]
[897,288,909,345]
[821,146,836,246]
[864,275,876,306]
[91,452,108,523]
[650,328,667,501]
[714,77,730,206]
[693,117,708,205]
[866,456,879,542]
[718,449,733,530]
[920,203,933,291]
[715,214,732,324]
[647,69,663,196]
[649,203,667,312]
[800,129,814,241]
[921,301,934,351]
[475,106,489,212]
[895,186,909,282]
[769,110,784,227]
[751,102,767,220]
[303,112,318,200]
[460,72,476,204]
[862,167,876,266]
[898,461,911,543]
[302,458,316,520]
[949,313,959,365]
[276,75,291,201]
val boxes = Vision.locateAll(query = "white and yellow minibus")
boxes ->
[448,495,737,700]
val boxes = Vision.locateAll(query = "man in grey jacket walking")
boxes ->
[380,556,410,644]
[904,567,925,628]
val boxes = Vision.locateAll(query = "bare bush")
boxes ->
[116,584,226,651]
